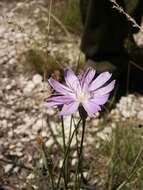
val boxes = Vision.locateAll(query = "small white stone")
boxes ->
[32,74,42,85]
[27,173,35,180]
[16,147,23,153]
[96,142,100,149]
[92,119,99,126]
[103,127,112,135]
[41,131,47,138]
[8,130,14,137]
[6,84,12,90]
[29,134,36,140]
[59,160,63,168]
[1,120,7,127]
[71,158,77,166]
[5,109,12,118]
[23,81,35,96]
[4,164,13,173]
[9,144,15,149]
[45,138,54,147]
[83,172,88,178]
[14,125,27,134]
[0,155,4,159]
[13,167,19,173]
[17,2,24,7]
[16,151,23,157]
[24,116,36,127]
[137,111,143,120]
[0,27,6,35]
[97,132,109,141]
[111,123,116,129]
[45,108,55,115]
[16,142,23,148]
[8,123,13,128]
[33,119,47,133]
[8,58,15,65]
[15,32,24,40]
[21,137,30,142]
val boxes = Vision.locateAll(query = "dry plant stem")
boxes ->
[51,14,70,37]
[56,118,82,190]
[130,61,143,72]
[47,0,53,34]
[116,146,143,190]
[42,149,55,190]
[38,4,70,37]
[41,1,54,189]
[76,52,83,73]
[116,164,143,190]
[110,0,143,32]
[130,146,143,174]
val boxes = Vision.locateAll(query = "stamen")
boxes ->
[76,90,88,103]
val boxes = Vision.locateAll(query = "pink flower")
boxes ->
[45,68,115,117]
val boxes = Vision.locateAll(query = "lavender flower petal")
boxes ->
[94,80,115,96]
[45,96,74,107]
[59,101,79,116]
[89,72,112,91]
[81,68,96,86]
[91,94,110,105]
[48,78,72,95]
[64,69,80,91]
[82,101,101,116]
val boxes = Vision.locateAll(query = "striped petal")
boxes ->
[44,96,74,107]
[59,101,79,116]
[91,94,110,105]
[89,72,112,91]
[94,80,115,96]
[81,68,96,87]
[64,69,80,91]
[82,101,101,117]
[48,78,72,95]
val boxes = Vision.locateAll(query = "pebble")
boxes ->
[137,111,143,120]
[32,74,42,85]
[41,131,48,138]
[4,164,13,173]
[45,138,54,147]
[23,81,35,96]
[13,166,19,173]
[97,132,110,141]
[33,119,47,132]
[27,173,35,180]
[16,151,23,157]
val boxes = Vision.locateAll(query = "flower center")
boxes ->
[76,90,88,103]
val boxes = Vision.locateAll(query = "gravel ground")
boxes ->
[0,0,143,189]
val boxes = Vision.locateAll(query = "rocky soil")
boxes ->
[0,0,143,189]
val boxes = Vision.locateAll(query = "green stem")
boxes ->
[75,118,86,189]
[56,118,82,190]
[61,116,67,189]
[73,118,80,190]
